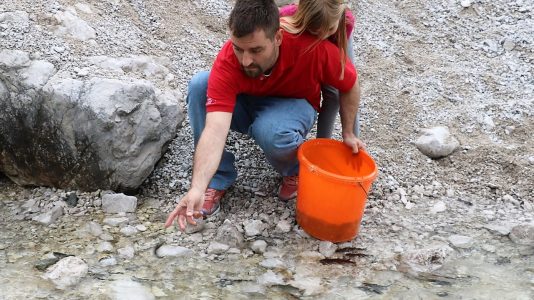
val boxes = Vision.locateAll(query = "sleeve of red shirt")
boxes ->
[206,43,239,113]
[320,41,358,93]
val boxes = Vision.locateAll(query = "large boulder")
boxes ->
[0,49,184,191]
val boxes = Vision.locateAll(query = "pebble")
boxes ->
[207,241,230,254]
[260,258,285,269]
[289,275,323,296]
[102,193,137,213]
[509,224,534,245]
[460,0,472,8]
[135,224,147,232]
[42,256,88,290]
[120,225,139,236]
[275,219,292,233]
[99,256,117,266]
[250,240,268,254]
[117,245,135,259]
[32,206,64,225]
[257,270,285,286]
[99,233,114,241]
[318,241,337,258]
[97,242,114,253]
[155,245,193,258]
[103,216,129,227]
[414,126,459,159]
[215,220,244,248]
[431,201,447,214]
[184,218,205,234]
[448,235,473,249]
[86,221,103,237]
[243,219,266,237]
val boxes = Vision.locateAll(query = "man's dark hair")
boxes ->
[228,0,280,39]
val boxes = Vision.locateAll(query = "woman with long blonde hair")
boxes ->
[280,0,359,138]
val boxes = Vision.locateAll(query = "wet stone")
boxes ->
[251,240,268,254]
[275,219,292,233]
[257,270,285,286]
[259,258,285,269]
[243,219,266,237]
[184,218,205,234]
[155,245,193,258]
[32,206,64,225]
[319,241,338,258]
[509,224,534,245]
[103,216,129,227]
[64,193,78,207]
[97,241,114,253]
[207,241,230,254]
[120,225,139,236]
[102,193,137,213]
[215,219,244,248]
[448,235,473,249]
[99,256,117,266]
[118,245,135,259]
[42,256,88,290]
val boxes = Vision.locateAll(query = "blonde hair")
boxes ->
[280,0,348,79]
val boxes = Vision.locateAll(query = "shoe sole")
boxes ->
[201,203,221,218]
[278,186,297,201]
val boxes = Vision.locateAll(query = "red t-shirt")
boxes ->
[206,30,357,113]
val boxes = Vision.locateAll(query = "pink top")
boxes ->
[279,4,355,38]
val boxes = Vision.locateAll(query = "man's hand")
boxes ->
[164,189,204,231]
[343,133,366,153]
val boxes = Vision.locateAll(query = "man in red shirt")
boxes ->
[165,0,365,231]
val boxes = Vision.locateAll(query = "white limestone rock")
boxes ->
[102,193,137,213]
[32,206,64,225]
[155,245,193,258]
[42,256,88,290]
[414,126,459,158]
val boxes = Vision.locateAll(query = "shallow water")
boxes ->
[1,212,533,300]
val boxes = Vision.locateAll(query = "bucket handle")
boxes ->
[308,164,370,197]
[358,182,369,197]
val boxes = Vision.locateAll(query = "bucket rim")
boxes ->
[298,138,378,184]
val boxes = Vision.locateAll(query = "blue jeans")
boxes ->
[317,31,360,138]
[187,71,317,191]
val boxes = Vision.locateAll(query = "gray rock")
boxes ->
[257,270,285,286]
[259,258,285,269]
[97,241,114,253]
[103,216,129,227]
[109,279,155,300]
[215,219,244,248]
[318,241,337,258]
[399,243,455,274]
[509,224,534,245]
[207,241,230,254]
[102,194,137,213]
[155,245,193,258]
[250,240,268,254]
[99,256,117,266]
[42,256,88,289]
[120,225,139,236]
[32,206,64,225]
[243,219,266,237]
[414,126,459,158]
[0,58,184,192]
[184,218,205,234]
[448,235,473,249]
[86,221,103,237]
[53,10,96,41]
[117,245,135,259]
[275,219,292,233]
[484,223,512,236]
[289,275,323,296]
[0,49,30,68]
[431,201,447,214]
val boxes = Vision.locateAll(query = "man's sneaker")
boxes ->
[278,175,298,201]
[201,188,226,217]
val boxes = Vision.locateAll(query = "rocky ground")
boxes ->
[1,0,533,299]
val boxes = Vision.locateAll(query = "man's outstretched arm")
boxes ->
[165,111,232,230]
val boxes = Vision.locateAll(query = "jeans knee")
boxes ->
[257,127,302,159]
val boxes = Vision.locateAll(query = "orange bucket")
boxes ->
[296,139,378,242]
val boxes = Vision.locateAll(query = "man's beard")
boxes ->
[241,63,264,78]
